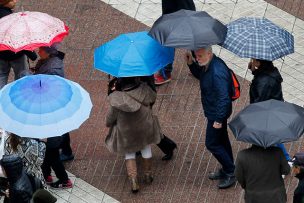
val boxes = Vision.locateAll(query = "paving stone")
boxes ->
[10,0,304,202]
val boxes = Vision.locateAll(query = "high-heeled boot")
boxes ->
[142,158,153,184]
[125,159,139,193]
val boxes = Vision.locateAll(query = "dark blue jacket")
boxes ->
[188,55,232,122]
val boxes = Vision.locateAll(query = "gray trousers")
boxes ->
[0,55,29,89]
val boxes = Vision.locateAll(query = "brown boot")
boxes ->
[125,159,139,193]
[142,158,153,184]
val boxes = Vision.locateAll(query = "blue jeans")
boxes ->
[277,143,291,161]
[206,119,235,175]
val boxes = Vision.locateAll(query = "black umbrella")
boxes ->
[149,9,227,50]
[229,100,304,148]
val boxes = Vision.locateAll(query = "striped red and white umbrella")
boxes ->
[0,11,69,52]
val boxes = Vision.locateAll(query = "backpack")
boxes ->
[217,57,241,101]
[229,69,241,101]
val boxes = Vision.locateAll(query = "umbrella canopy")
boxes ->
[223,17,294,61]
[229,100,304,148]
[0,75,92,138]
[0,11,69,52]
[94,31,174,77]
[149,9,227,50]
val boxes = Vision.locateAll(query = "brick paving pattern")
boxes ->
[17,0,304,202]
[265,0,304,20]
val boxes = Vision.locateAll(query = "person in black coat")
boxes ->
[36,45,73,189]
[0,154,33,203]
[292,153,304,203]
[0,0,37,89]
[235,145,290,203]
[154,0,196,85]
[186,47,235,189]
[248,59,291,161]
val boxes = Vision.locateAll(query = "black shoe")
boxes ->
[218,175,236,189]
[157,135,177,161]
[60,153,74,162]
[208,169,225,180]
[162,152,174,161]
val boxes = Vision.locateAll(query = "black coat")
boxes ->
[250,67,284,104]
[1,155,33,203]
[294,173,304,203]
[0,6,37,61]
[235,145,290,203]
[162,0,196,15]
[188,55,232,122]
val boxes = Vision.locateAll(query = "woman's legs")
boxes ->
[141,145,153,184]
[42,147,72,189]
[125,152,139,193]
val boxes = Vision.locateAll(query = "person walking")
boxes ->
[248,59,291,161]
[186,47,236,189]
[154,0,196,85]
[33,45,74,162]
[291,153,304,203]
[0,0,37,89]
[108,76,177,161]
[235,145,290,203]
[34,45,73,189]
[1,154,33,203]
[106,77,163,193]
[4,133,47,188]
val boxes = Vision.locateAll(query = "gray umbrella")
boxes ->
[229,100,304,148]
[149,9,227,50]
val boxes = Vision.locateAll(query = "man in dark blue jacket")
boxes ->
[186,47,236,189]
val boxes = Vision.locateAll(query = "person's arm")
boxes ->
[279,149,290,176]
[235,154,246,189]
[23,51,38,61]
[213,64,231,123]
[106,107,118,127]
[186,53,202,80]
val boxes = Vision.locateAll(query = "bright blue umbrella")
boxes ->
[223,17,294,61]
[94,31,174,77]
[0,75,93,138]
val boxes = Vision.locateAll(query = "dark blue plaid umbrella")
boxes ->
[223,17,294,61]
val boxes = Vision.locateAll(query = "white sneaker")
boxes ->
[282,175,285,179]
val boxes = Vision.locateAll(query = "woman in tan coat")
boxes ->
[106,77,163,193]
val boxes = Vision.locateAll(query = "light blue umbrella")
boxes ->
[94,31,174,77]
[223,17,294,61]
[0,75,92,138]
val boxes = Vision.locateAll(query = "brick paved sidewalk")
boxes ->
[18,0,304,202]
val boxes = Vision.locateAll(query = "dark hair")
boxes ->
[140,76,156,92]
[256,60,276,72]
[116,77,140,92]
[9,133,21,152]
